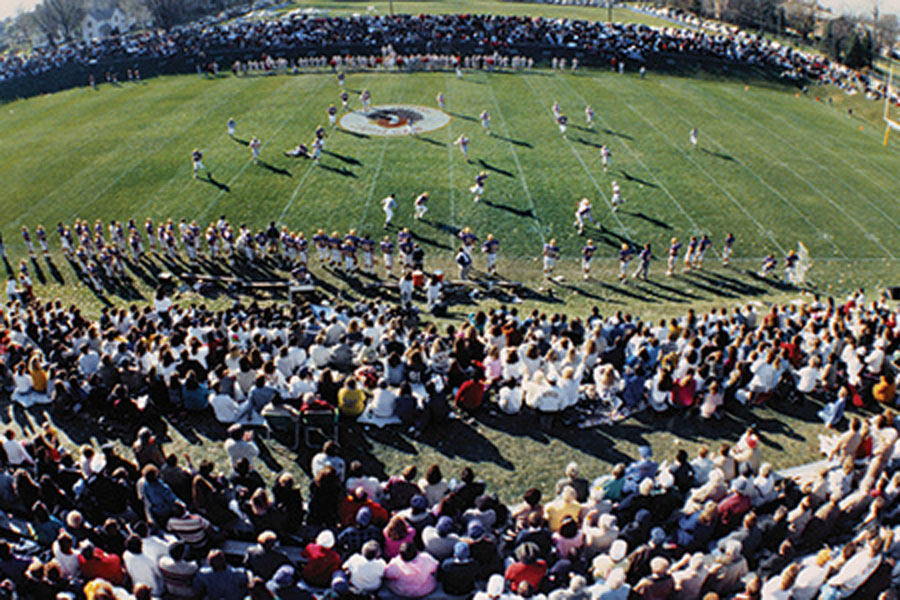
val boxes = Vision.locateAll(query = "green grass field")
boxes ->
[269,0,673,26]
[5,62,900,498]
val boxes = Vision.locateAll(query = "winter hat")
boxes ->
[410,495,428,511]
[609,539,627,562]
[650,527,666,545]
[453,541,470,560]
[272,565,295,588]
[356,507,372,527]
[316,530,335,549]
[467,520,485,539]
[436,516,454,537]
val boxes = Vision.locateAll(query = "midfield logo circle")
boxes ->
[339,104,451,136]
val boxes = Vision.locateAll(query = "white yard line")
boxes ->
[483,73,546,244]
[357,138,388,229]
[445,72,457,239]
[277,162,318,225]
[584,74,788,255]
[524,74,632,237]
[554,73,704,234]
[277,71,379,228]
[651,80,849,259]
[720,86,900,224]
[11,83,226,229]
[76,88,240,220]
[196,76,329,222]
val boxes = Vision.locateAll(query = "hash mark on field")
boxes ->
[650,80,849,259]
[586,75,786,255]
[554,74,703,234]
[483,73,545,244]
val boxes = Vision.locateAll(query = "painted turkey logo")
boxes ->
[366,107,423,128]
[340,104,451,137]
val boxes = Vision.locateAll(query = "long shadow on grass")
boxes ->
[483,200,534,218]
[681,272,739,299]
[477,159,514,178]
[2,257,12,278]
[423,219,461,237]
[701,147,736,162]
[557,281,617,303]
[45,257,64,284]
[200,174,230,192]
[323,150,362,166]
[408,230,451,251]
[416,418,514,469]
[744,270,796,291]
[474,409,632,465]
[338,129,369,139]
[258,161,292,177]
[622,210,671,229]
[599,281,660,303]
[414,136,447,148]
[576,137,604,150]
[491,134,532,148]
[603,128,634,141]
[318,164,357,178]
[642,278,704,300]
[231,137,250,146]
[691,270,766,296]
[29,257,46,285]
[620,170,659,189]
[448,112,478,122]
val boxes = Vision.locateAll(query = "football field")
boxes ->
[4,66,900,315]
[7,62,900,491]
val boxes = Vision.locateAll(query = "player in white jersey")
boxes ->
[437,92,446,110]
[585,105,595,128]
[480,110,491,134]
[311,137,323,163]
[470,172,488,202]
[600,145,610,172]
[414,192,429,220]
[574,197,596,235]
[227,118,236,137]
[382,194,397,229]
[327,104,338,127]
[552,101,561,118]
[611,181,624,211]
[360,89,371,111]
[454,135,471,162]
[690,127,698,147]
[249,137,261,163]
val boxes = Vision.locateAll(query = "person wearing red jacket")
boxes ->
[338,487,389,527]
[301,530,341,588]
[78,543,124,586]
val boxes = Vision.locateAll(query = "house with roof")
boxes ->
[81,7,133,43]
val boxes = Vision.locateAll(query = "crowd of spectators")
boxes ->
[1,275,900,597]
[3,11,897,105]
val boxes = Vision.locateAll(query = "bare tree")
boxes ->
[40,0,86,41]
[143,0,184,30]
